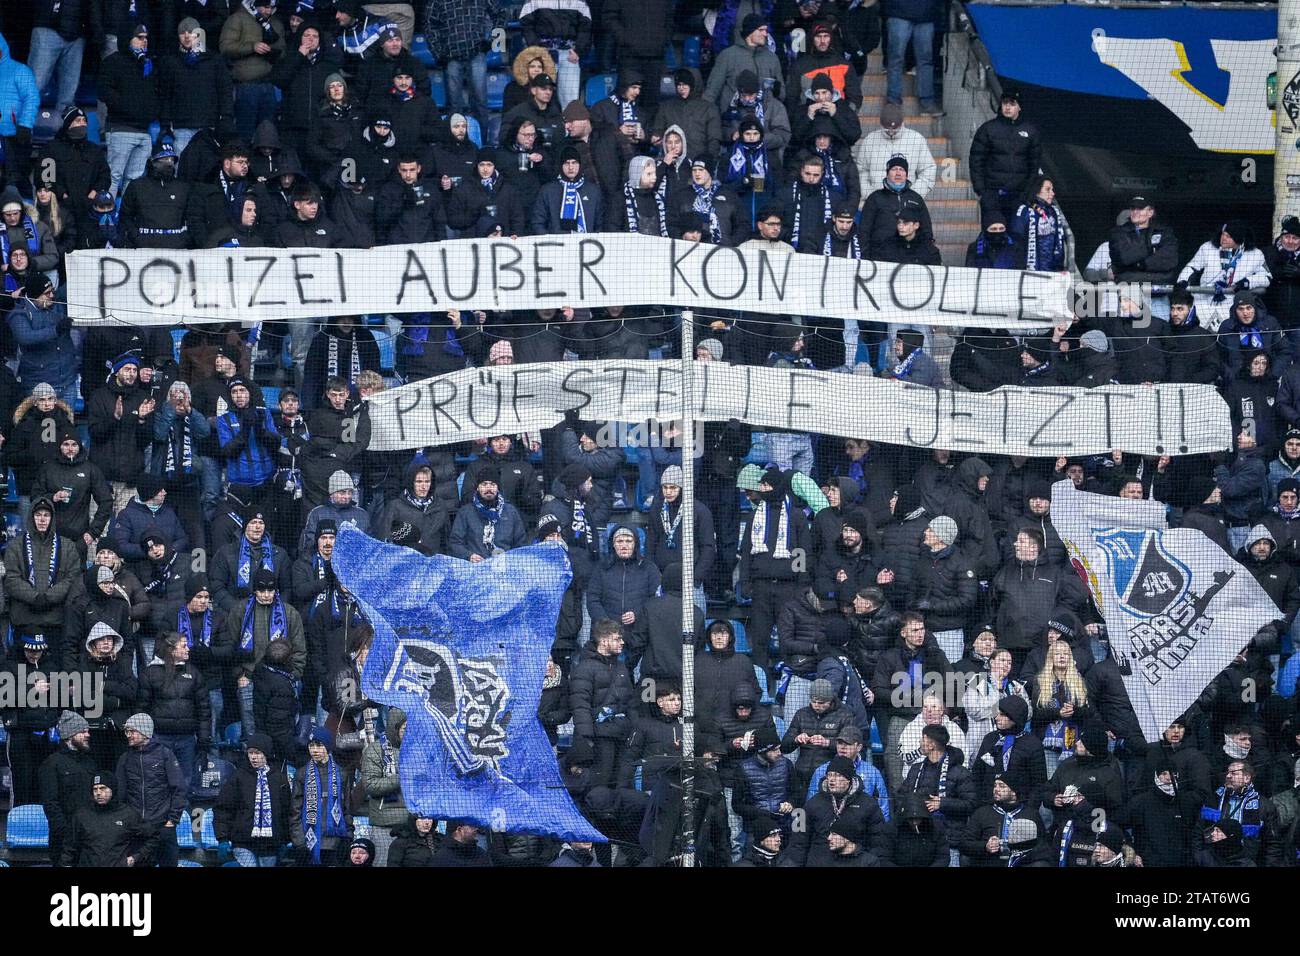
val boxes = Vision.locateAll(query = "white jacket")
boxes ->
[1177,241,1271,330]
[851,127,937,200]
[898,714,966,770]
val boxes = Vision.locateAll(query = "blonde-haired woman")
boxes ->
[506,46,558,114]
[1029,641,1091,777]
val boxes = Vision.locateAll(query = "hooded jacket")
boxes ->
[3,497,82,639]
[75,622,137,727]
[7,394,75,495]
[1120,765,1202,867]
[37,114,112,225]
[60,791,157,867]
[374,457,454,556]
[9,296,78,394]
[1237,527,1300,626]
[269,36,343,139]
[586,528,662,623]
[652,68,723,165]
[1218,293,1293,379]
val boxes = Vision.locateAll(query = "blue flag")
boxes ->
[332,526,604,842]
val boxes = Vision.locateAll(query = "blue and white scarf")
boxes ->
[724,141,767,184]
[827,221,862,257]
[817,148,844,192]
[1238,327,1264,350]
[301,757,346,864]
[0,213,40,267]
[609,93,638,126]
[691,182,723,243]
[660,499,682,550]
[892,347,920,380]
[1021,200,1064,272]
[177,608,213,648]
[748,497,793,558]
[24,532,59,587]
[237,536,276,590]
[164,411,194,476]
[726,92,765,128]
[239,594,288,654]
[310,554,341,621]
[130,44,154,78]
[559,176,588,232]
[571,498,594,551]
[473,492,503,549]
[252,766,274,839]
[623,180,669,237]
[789,182,831,250]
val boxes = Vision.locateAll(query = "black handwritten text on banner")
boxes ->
[363,361,1230,456]
[66,234,1072,328]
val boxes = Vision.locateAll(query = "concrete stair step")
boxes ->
[927,180,974,200]
[861,72,915,96]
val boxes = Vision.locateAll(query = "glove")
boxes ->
[1174,279,1190,290]
[57,314,74,335]
[1212,280,1227,304]
[14,126,31,146]
[566,735,595,767]
[1233,279,1249,292]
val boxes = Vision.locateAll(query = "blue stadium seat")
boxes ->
[732,620,748,654]
[199,809,220,850]
[176,813,198,849]
[430,70,447,109]
[86,110,102,145]
[5,805,50,848]
[585,74,614,106]
[466,116,482,147]
[870,719,884,754]
[411,34,436,67]
[683,36,701,68]
[262,386,281,409]
[6,468,17,503]
[178,859,204,867]
[0,721,6,745]
[755,665,774,705]
[486,70,509,110]
[375,330,396,372]
[664,43,679,69]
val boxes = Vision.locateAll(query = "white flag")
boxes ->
[1050,480,1281,742]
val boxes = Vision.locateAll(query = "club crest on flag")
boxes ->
[1092,528,1192,619]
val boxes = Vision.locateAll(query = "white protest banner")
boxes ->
[363,360,1231,457]
[1051,480,1280,742]
[66,233,1072,328]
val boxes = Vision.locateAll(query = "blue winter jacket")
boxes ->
[8,297,77,392]
[216,406,281,487]
[0,34,39,137]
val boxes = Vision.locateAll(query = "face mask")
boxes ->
[146,500,163,514]
[1224,735,1250,759]
[67,126,87,141]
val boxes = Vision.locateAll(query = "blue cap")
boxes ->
[21,634,48,651]
[152,140,178,162]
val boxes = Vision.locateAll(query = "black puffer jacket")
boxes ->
[585,532,661,623]
[114,737,188,826]
[776,587,837,672]
[991,556,1087,652]
[617,707,684,788]
[3,497,82,644]
[137,658,212,743]
[847,601,904,682]
[568,643,636,740]
[872,636,952,722]
[780,698,855,780]
[911,545,978,633]
[389,818,443,866]
[968,113,1044,197]
[943,457,999,578]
